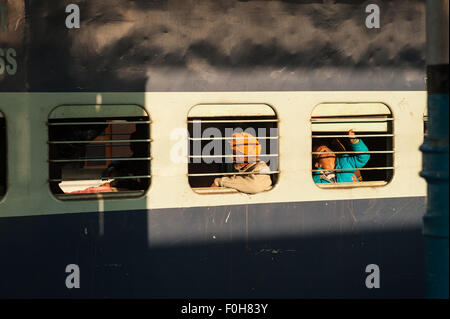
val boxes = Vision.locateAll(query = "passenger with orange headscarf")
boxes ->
[211,132,272,194]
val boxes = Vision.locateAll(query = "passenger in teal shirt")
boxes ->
[313,129,370,183]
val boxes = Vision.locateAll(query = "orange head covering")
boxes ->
[228,132,261,163]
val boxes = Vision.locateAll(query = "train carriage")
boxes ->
[0,0,428,298]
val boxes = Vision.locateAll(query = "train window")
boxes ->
[187,104,279,194]
[48,105,151,199]
[0,112,6,199]
[311,103,393,188]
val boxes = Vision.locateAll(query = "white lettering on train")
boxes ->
[365,264,381,289]
[0,48,17,76]
[169,122,279,170]
[65,4,80,29]
[365,4,381,29]
[65,264,80,289]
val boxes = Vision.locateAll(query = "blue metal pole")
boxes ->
[420,0,449,299]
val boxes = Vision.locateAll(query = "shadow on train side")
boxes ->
[16,0,425,93]
[0,197,425,298]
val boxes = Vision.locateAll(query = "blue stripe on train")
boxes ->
[0,196,425,298]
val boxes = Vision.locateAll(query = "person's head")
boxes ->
[228,132,261,166]
[314,145,336,170]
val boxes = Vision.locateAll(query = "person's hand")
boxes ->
[348,129,358,143]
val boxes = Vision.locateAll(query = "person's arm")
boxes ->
[313,171,324,183]
[69,182,118,194]
[342,129,370,168]
[213,163,272,193]
[214,174,272,194]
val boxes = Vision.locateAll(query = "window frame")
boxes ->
[187,103,280,195]
[47,104,152,200]
[311,102,394,188]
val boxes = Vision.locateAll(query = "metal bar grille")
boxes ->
[49,175,151,182]
[49,157,152,163]
[188,136,278,141]
[187,119,279,124]
[312,151,394,155]
[188,171,279,177]
[48,121,152,126]
[310,118,393,123]
[48,139,152,144]
[188,113,279,190]
[312,167,394,172]
[312,134,394,138]
[188,154,278,158]
[49,113,152,197]
[311,112,393,184]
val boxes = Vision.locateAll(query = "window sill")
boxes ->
[191,186,273,194]
[55,190,145,200]
[192,187,239,194]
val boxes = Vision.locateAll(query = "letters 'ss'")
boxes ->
[0,48,17,76]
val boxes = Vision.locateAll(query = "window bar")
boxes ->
[49,157,151,163]
[188,171,279,177]
[49,175,151,182]
[310,118,393,123]
[187,119,279,124]
[48,139,152,144]
[99,134,138,137]
[188,154,278,158]
[312,134,394,138]
[47,120,151,126]
[312,151,394,155]
[311,167,394,172]
[188,136,278,141]
[74,144,134,148]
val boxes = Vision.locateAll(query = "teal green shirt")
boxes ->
[313,139,370,183]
